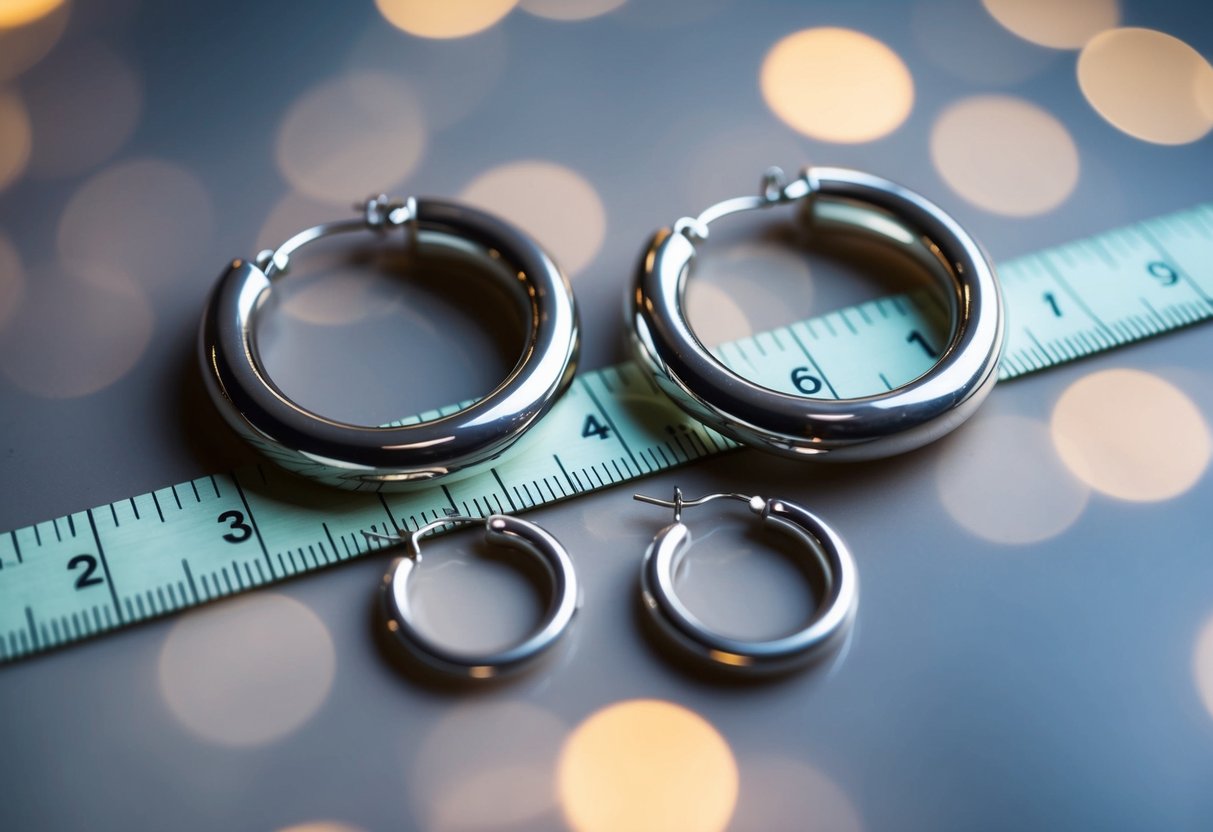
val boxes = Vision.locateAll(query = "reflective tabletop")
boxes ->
[1,1,1212,830]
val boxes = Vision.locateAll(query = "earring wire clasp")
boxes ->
[362,514,483,559]
[633,487,764,522]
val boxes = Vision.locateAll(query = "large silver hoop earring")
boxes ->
[630,166,1004,461]
[200,194,578,490]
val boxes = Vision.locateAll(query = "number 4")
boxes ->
[581,415,611,440]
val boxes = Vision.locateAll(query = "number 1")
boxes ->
[1043,292,1062,317]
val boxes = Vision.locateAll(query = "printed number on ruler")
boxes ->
[2,203,1212,662]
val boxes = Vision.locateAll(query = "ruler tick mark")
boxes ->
[491,468,518,512]
[377,494,402,534]
[182,560,199,602]
[322,523,338,559]
[232,472,276,580]
[553,456,580,493]
[86,509,124,624]
[787,327,839,399]
[25,607,39,651]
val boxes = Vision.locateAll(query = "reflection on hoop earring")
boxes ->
[633,487,857,675]
[367,513,579,680]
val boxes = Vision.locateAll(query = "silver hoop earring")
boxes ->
[200,194,579,490]
[367,514,579,680]
[633,488,857,674]
[629,166,1004,461]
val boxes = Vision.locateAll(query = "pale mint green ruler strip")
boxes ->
[1,203,1211,663]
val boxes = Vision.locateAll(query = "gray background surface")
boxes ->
[2,1,1213,829]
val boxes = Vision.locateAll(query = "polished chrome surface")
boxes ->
[630,166,1005,460]
[635,489,858,674]
[199,196,579,489]
[379,514,579,679]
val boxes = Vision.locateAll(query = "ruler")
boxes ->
[2,203,1212,663]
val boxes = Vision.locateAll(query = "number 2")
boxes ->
[67,554,104,590]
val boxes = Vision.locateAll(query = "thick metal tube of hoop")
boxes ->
[199,196,579,490]
[380,514,579,679]
[636,492,857,674]
[629,166,1005,461]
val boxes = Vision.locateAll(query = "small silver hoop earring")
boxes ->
[200,194,579,490]
[367,514,579,680]
[633,488,858,674]
[629,166,1004,461]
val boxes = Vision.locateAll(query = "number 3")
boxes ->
[218,510,252,543]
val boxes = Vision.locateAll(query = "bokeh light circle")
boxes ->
[276,823,365,832]
[1078,28,1213,145]
[1194,613,1213,724]
[1051,368,1211,502]
[760,28,913,143]
[1199,68,1213,124]
[375,0,518,39]
[57,158,214,289]
[686,280,752,347]
[0,264,153,398]
[460,160,606,275]
[931,95,1079,217]
[558,699,739,832]
[0,89,32,192]
[410,701,567,831]
[25,40,143,178]
[345,16,508,131]
[158,593,336,748]
[0,0,64,28]
[687,241,813,346]
[0,232,25,331]
[935,412,1089,545]
[276,72,426,204]
[520,0,625,21]
[982,0,1119,49]
[0,1,69,81]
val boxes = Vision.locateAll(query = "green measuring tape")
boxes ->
[2,203,1211,663]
